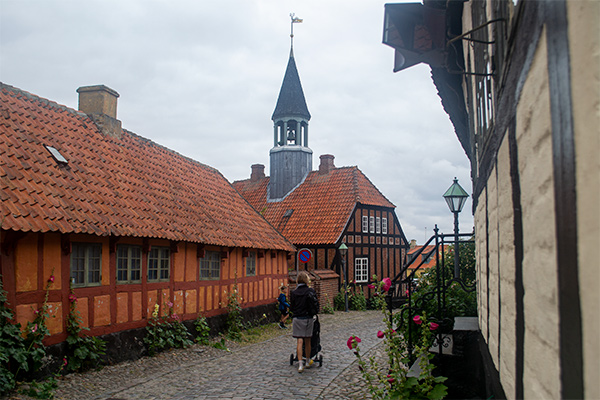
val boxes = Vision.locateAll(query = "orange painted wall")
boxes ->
[94,295,111,327]
[8,232,290,345]
[15,234,38,292]
[116,293,128,324]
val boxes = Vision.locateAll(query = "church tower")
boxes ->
[269,15,312,201]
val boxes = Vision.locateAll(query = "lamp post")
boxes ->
[443,178,469,279]
[339,243,348,312]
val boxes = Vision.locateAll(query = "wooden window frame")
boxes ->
[354,257,369,283]
[246,251,257,276]
[148,246,170,282]
[116,244,142,284]
[199,251,221,280]
[70,242,102,287]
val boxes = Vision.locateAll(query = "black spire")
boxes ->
[271,49,311,121]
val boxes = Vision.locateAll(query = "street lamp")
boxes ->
[338,242,349,312]
[443,177,469,279]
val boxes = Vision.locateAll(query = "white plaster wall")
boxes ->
[487,165,500,367]
[475,192,488,342]
[567,2,600,398]
[515,31,560,400]
[497,135,517,400]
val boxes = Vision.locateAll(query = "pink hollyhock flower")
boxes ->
[31,324,38,333]
[429,322,439,331]
[413,315,422,325]
[167,301,173,308]
[69,294,77,303]
[63,357,68,366]
[367,284,376,289]
[347,336,361,350]
[48,275,55,283]
[377,330,385,339]
[382,278,392,292]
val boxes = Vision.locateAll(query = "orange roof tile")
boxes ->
[233,167,395,246]
[0,83,294,252]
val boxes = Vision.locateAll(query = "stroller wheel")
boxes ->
[290,353,295,366]
[318,354,323,367]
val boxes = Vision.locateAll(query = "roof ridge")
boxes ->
[124,129,220,174]
[0,82,88,119]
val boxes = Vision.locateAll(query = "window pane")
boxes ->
[246,252,256,276]
[71,243,101,286]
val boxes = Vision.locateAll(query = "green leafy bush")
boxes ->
[65,287,106,372]
[144,301,193,356]
[194,315,211,345]
[348,278,448,400]
[225,285,243,341]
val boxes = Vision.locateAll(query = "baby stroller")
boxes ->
[290,315,323,367]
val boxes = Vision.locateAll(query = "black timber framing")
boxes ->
[466,0,582,398]
[545,1,583,398]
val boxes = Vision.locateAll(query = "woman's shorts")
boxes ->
[292,317,314,338]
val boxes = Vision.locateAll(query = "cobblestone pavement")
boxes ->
[11,310,387,400]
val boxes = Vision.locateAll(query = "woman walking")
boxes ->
[290,271,319,373]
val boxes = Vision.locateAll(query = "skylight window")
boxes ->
[283,209,294,218]
[45,145,68,164]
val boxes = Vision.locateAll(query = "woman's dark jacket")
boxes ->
[290,283,318,318]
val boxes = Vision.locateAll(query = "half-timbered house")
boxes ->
[233,42,409,306]
[0,83,295,360]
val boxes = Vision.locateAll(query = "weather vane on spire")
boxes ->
[290,13,303,49]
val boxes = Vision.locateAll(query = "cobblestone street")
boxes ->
[10,310,386,400]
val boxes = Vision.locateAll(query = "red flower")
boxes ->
[48,275,55,283]
[367,284,376,289]
[347,336,361,350]
[382,278,392,292]
[429,322,439,331]
[413,315,422,325]
[387,374,396,383]
[69,294,77,303]
[377,330,385,339]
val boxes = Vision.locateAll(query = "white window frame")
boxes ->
[376,217,381,234]
[199,251,221,280]
[369,216,375,233]
[148,246,170,282]
[354,258,369,283]
[70,243,102,287]
[116,244,141,284]
[382,217,388,234]
[362,216,369,233]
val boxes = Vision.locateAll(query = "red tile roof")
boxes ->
[233,167,395,245]
[0,83,294,251]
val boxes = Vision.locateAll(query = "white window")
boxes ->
[376,217,381,234]
[246,251,256,276]
[355,258,369,283]
[382,217,388,234]
[362,216,369,233]
[369,216,375,233]
[148,247,170,282]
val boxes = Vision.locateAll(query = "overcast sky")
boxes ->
[0,0,473,244]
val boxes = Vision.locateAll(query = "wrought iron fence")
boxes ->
[387,225,476,362]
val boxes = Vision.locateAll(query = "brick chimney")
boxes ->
[77,85,122,138]
[318,154,335,175]
[251,164,265,182]
[410,239,417,249]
